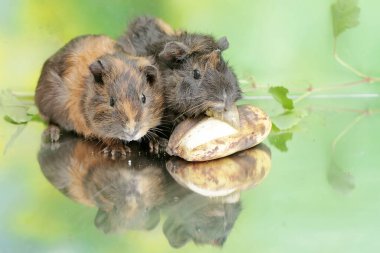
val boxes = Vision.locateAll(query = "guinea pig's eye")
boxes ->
[175,58,185,64]
[141,93,146,104]
[193,69,201,80]
[109,96,115,107]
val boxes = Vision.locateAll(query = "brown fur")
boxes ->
[155,18,176,36]
[35,35,164,151]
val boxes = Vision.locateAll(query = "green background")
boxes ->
[1,0,380,252]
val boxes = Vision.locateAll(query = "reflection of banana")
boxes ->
[167,105,271,161]
[166,144,271,197]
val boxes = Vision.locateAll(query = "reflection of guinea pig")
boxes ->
[35,35,164,155]
[88,158,168,233]
[38,134,169,232]
[162,192,241,248]
[119,16,242,122]
[38,132,244,246]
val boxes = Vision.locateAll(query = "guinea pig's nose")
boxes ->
[124,128,138,139]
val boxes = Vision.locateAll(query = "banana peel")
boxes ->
[166,105,271,161]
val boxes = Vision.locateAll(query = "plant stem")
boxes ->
[310,106,380,114]
[242,77,378,95]
[312,79,370,92]
[333,39,369,79]
[293,91,312,104]
[331,111,375,152]
[242,39,380,98]
[11,91,35,101]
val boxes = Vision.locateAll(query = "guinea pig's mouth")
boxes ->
[121,129,146,142]
[205,103,240,129]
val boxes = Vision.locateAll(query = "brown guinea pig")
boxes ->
[118,16,242,124]
[35,35,164,156]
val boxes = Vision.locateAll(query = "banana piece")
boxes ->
[167,105,271,161]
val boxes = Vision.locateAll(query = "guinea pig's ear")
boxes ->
[217,36,229,51]
[142,65,159,85]
[158,41,190,63]
[208,49,221,68]
[89,59,106,84]
[163,222,190,248]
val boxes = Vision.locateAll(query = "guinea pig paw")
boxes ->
[110,149,125,160]
[148,141,158,154]
[149,137,168,154]
[42,125,61,143]
[49,142,61,151]
[101,144,131,160]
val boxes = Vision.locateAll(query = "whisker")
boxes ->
[172,101,208,122]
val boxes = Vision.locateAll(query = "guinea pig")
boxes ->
[118,16,242,124]
[35,35,164,156]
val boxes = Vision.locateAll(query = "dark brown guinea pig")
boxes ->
[119,16,242,123]
[35,35,164,156]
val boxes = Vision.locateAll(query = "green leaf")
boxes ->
[331,0,360,37]
[27,105,39,116]
[327,161,355,194]
[0,90,24,108]
[268,86,294,110]
[0,90,33,124]
[2,105,32,124]
[271,109,307,130]
[3,115,31,124]
[268,132,293,152]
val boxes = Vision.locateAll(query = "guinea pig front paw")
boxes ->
[42,124,61,143]
[149,137,168,154]
[101,143,131,160]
